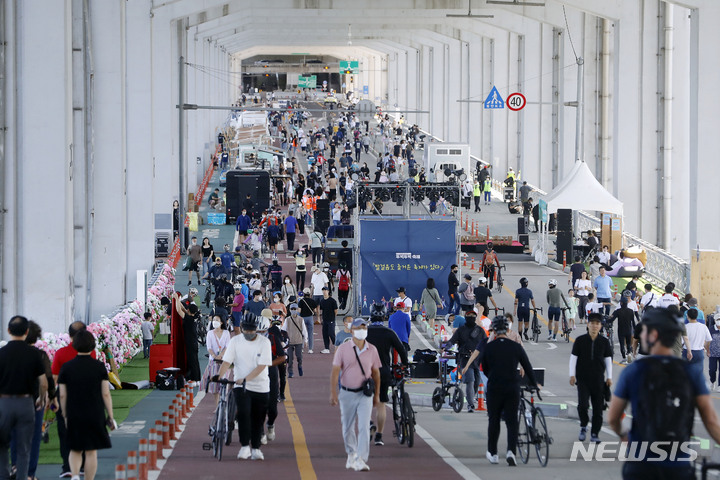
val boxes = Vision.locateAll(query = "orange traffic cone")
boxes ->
[477,383,487,411]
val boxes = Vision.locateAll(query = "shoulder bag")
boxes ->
[353,346,376,397]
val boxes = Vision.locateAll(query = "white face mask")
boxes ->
[353,329,368,340]
[285,279,290,284]
[507,322,513,331]
[212,320,222,329]
[274,296,280,303]
[715,320,720,328]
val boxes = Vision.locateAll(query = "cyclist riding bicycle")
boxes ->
[204,257,228,287]
[481,243,501,290]
[514,278,537,341]
[546,279,570,342]
[366,304,409,446]
[481,315,539,466]
[445,310,487,413]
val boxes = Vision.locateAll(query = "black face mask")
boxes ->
[465,317,476,327]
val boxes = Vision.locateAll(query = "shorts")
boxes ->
[268,236,278,246]
[231,311,243,327]
[517,309,530,323]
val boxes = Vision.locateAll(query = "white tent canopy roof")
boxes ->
[544,161,623,215]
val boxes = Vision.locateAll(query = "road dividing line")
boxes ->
[284,384,318,480]
[415,425,483,480]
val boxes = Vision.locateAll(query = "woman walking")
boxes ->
[200,315,231,403]
[58,330,114,480]
[282,275,298,305]
[420,278,444,331]
[201,237,214,277]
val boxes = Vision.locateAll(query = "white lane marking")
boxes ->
[415,424,483,480]
[112,420,146,435]
[202,228,221,239]
[411,324,435,350]
[546,343,557,350]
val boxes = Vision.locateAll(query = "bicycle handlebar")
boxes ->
[530,307,544,313]
[522,385,543,401]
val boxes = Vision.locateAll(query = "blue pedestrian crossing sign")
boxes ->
[484,86,505,109]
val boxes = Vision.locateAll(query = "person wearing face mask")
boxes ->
[335,316,354,346]
[245,290,266,318]
[330,319,382,472]
[269,292,287,318]
[173,293,202,385]
[447,264,461,316]
[257,315,287,444]
[446,310,487,413]
[281,276,298,306]
[282,304,308,378]
[235,209,252,249]
[319,287,339,353]
[201,316,231,403]
[216,313,272,461]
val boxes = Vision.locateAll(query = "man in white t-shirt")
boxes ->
[597,245,611,267]
[217,313,272,461]
[393,287,412,314]
[685,308,712,378]
[656,284,680,309]
[310,266,329,304]
[639,283,658,311]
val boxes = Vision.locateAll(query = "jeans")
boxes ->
[338,389,373,463]
[9,402,43,478]
[447,292,460,316]
[484,191,491,202]
[302,316,314,351]
[577,381,604,435]
[287,344,303,376]
[710,356,720,383]
[683,350,705,378]
[459,357,480,408]
[322,321,336,349]
[203,257,212,276]
[597,298,611,316]
[486,387,520,455]
[233,388,269,449]
[143,339,153,358]
[0,398,35,480]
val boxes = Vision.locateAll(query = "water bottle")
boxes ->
[524,408,532,425]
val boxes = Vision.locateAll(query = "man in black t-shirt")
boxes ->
[0,316,48,480]
[568,256,587,286]
[473,277,498,317]
[447,264,460,315]
[318,287,338,353]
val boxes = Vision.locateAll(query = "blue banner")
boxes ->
[359,219,456,316]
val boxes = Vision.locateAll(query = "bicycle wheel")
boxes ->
[431,387,443,412]
[533,409,550,467]
[392,389,405,444]
[214,402,225,460]
[452,387,464,413]
[225,389,236,446]
[532,322,539,343]
[517,402,530,464]
[403,392,415,448]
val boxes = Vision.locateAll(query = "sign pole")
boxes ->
[178,56,186,253]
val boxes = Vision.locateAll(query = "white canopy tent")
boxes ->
[544,161,623,215]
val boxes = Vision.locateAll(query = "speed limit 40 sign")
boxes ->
[507,92,526,111]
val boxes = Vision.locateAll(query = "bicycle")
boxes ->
[431,355,465,413]
[390,364,415,447]
[196,315,209,346]
[530,307,544,343]
[487,306,506,317]
[517,385,552,467]
[560,308,572,343]
[203,282,214,309]
[494,265,506,293]
[203,378,241,461]
[602,313,615,357]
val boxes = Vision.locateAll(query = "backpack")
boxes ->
[635,357,694,449]
[461,283,475,302]
[338,271,350,291]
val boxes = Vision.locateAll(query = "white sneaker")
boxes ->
[251,449,264,460]
[506,451,517,466]
[308,349,313,354]
[353,458,370,471]
[486,451,499,464]
[321,349,330,354]
[267,425,275,442]
[714,385,720,392]
[547,334,553,341]
[237,445,251,459]
[260,433,267,445]
[346,454,357,469]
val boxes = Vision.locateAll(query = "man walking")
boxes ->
[473,180,482,212]
[608,309,720,479]
[330,319,381,472]
[447,264,461,316]
[0,316,48,480]
[388,304,411,352]
[284,211,298,252]
[483,177,492,205]
[457,274,476,313]
[282,304,308,378]
[319,287,338,353]
[593,266,614,316]
[570,313,613,443]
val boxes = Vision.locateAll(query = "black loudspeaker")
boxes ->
[517,217,528,236]
[315,199,331,235]
[556,231,573,264]
[519,234,529,246]
[226,170,271,222]
[557,208,573,232]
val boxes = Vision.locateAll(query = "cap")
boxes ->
[289,303,299,310]
[396,287,406,293]
[351,318,369,328]
[688,298,698,306]
[322,286,329,291]
[478,277,487,284]
[303,287,311,295]
[464,274,472,280]
[261,308,274,318]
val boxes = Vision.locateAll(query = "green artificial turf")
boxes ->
[39,352,152,464]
